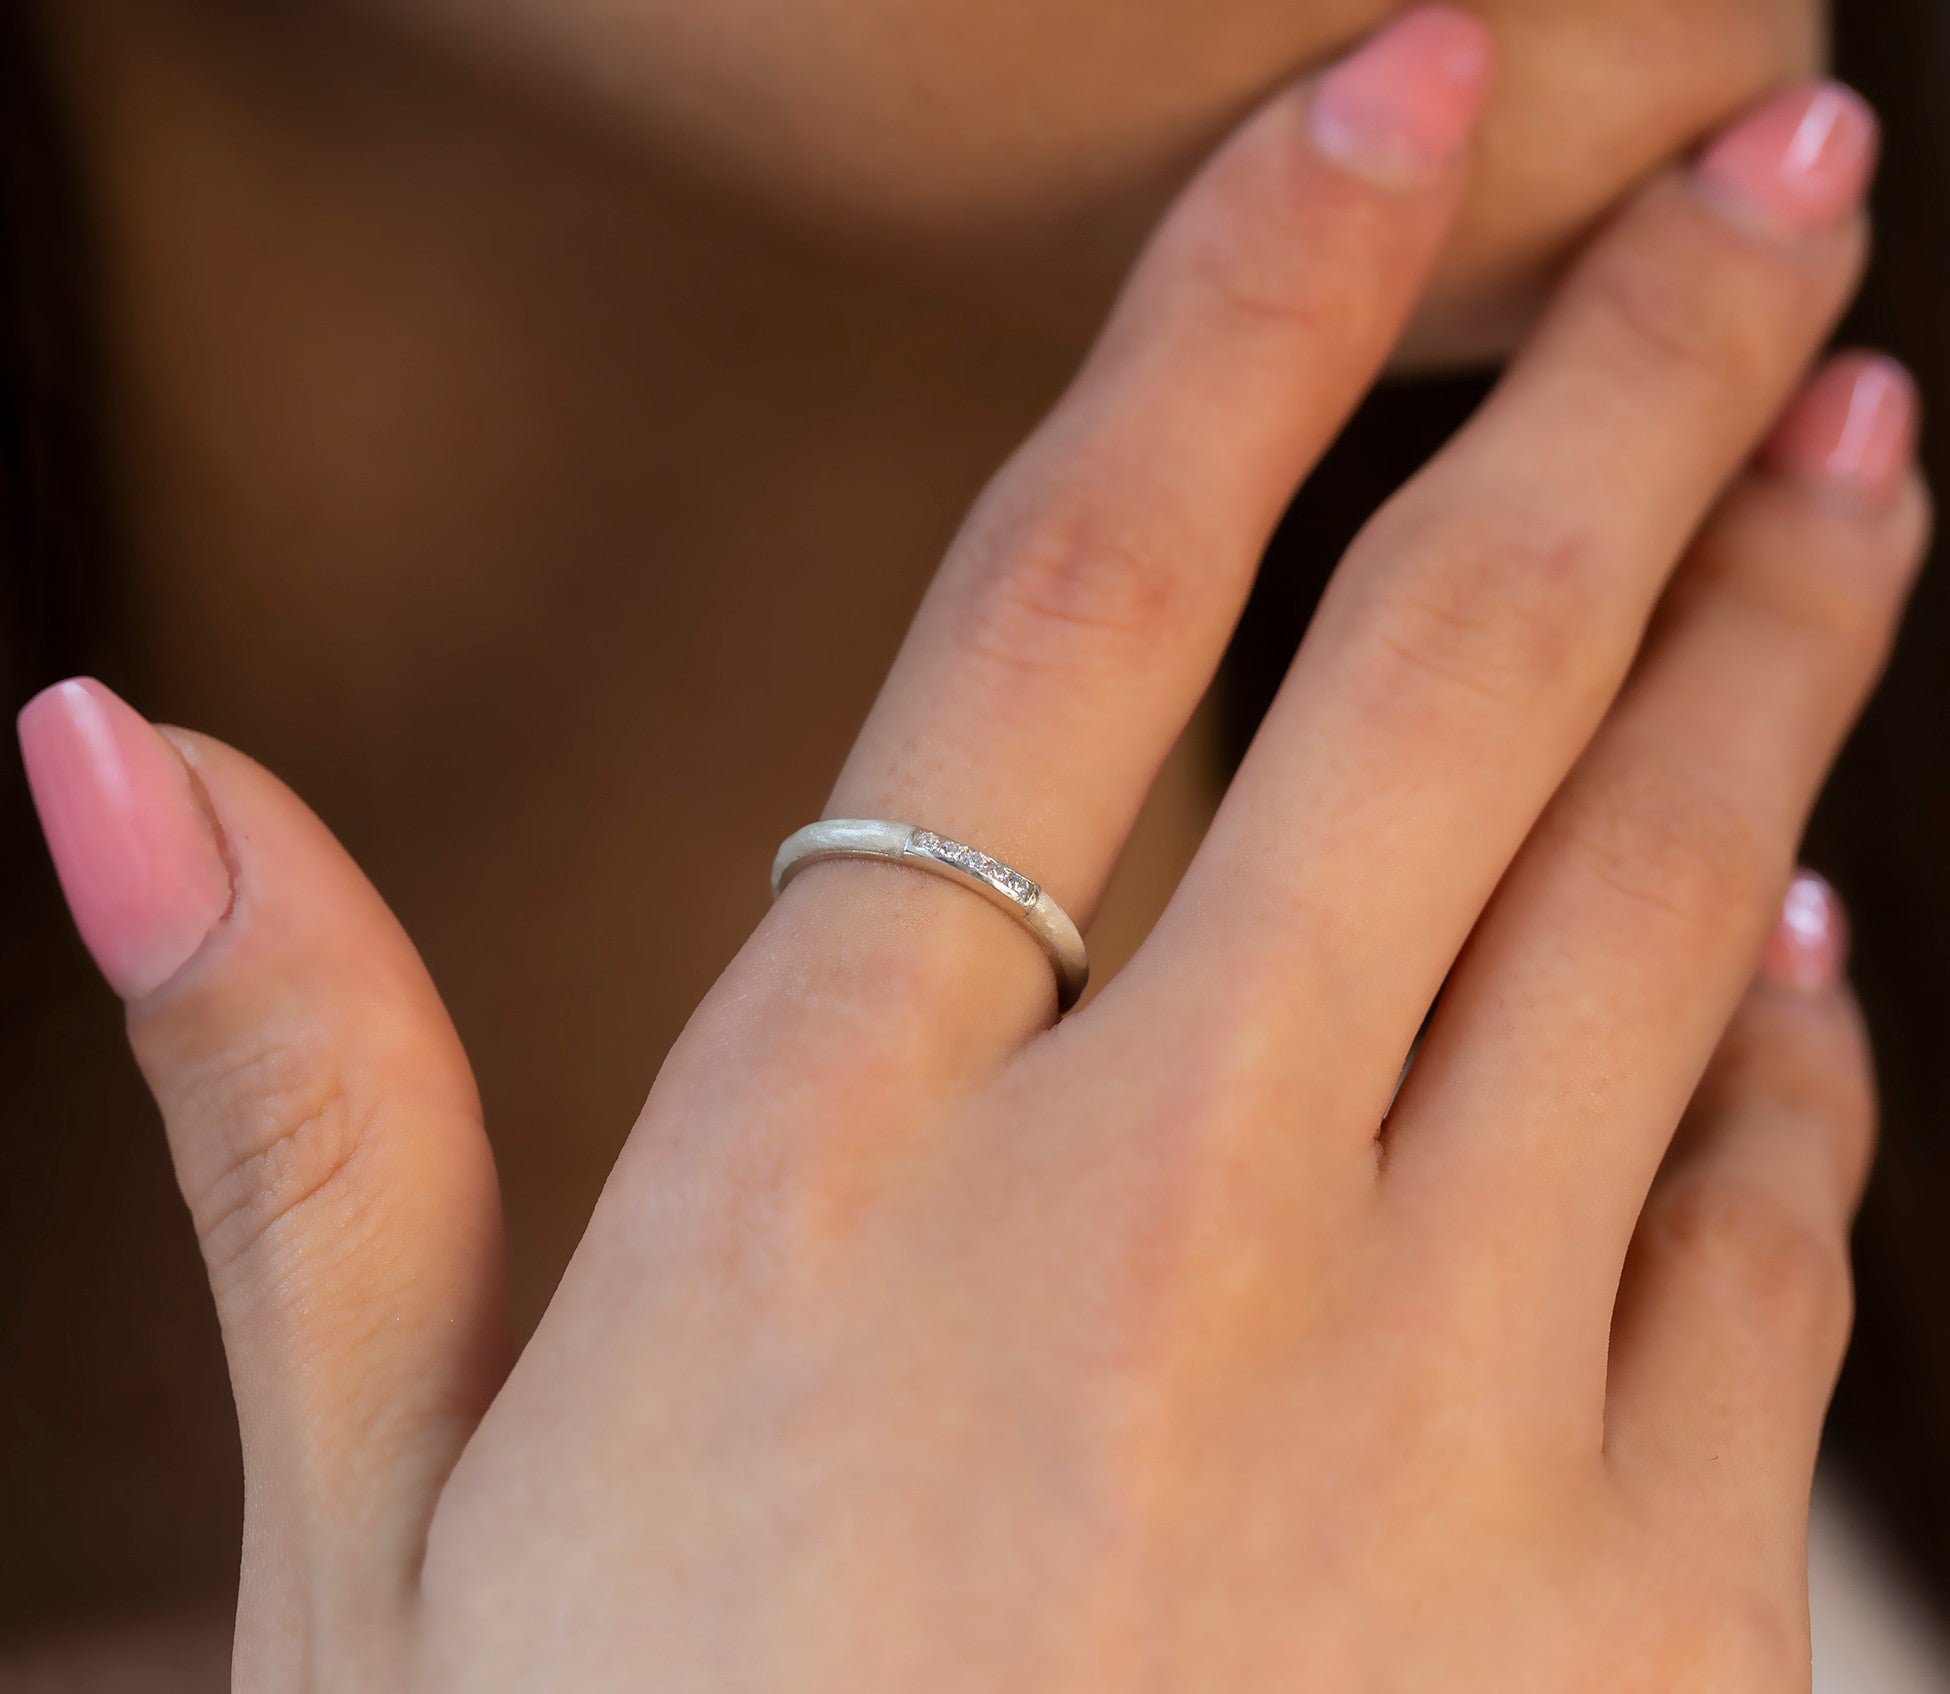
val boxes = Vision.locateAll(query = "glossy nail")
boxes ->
[1761,870,1850,993]
[1762,352,1918,505]
[18,678,232,999]
[1309,5,1495,187]
[1695,83,1878,236]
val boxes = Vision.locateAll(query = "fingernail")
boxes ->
[1762,352,1918,504]
[18,678,233,999]
[1309,5,1495,187]
[1761,869,1850,993]
[1695,83,1878,236]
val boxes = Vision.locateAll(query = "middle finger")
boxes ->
[1115,84,1876,1120]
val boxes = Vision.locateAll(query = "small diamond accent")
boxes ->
[910,830,1039,909]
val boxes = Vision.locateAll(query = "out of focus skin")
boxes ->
[4,0,1830,1673]
[384,0,1823,355]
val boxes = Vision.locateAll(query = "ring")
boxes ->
[771,819,1090,1012]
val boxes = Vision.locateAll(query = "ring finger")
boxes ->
[747,7,1495,1063]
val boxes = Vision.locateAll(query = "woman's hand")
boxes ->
[19,12,1926,1688]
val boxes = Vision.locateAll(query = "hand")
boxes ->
[19,13,1926,1689]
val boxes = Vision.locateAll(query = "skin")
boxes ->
[0,0,1890,1671]
[11,0,1835,1328]
[16,15,1930,1684]
[382,0,1825,356]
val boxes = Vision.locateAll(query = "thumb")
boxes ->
[18,679,508,1661]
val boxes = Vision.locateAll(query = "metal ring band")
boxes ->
[771,819,1090,1013]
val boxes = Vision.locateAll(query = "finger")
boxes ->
[17,680,508,1662]
[1607,875,1870,1553]
[759,7,1493,1054]
[1121,84,1875,1111]
[1386,354,1926,1326]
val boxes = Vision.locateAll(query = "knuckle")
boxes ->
[1804,507,1923,633]
[1776,563,1900,662]
[1167,97,1368,344]
[1585,245,1749,386]
[1351,501,1606,721]
[172,1031,380,1274]
[1544,759,1778,938]
[1177,211,1340,344]
[948,474,1196,676]
[1694,521,1900,672]
[1580,221,1823,400]
[1651,1175,1853,1351]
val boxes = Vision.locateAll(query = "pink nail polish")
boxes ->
[18,678,233,999]
[1761,870,1850,993]
[1695,84,1878,236]
[1309,5,1495,187]
[1762,353,1918,504]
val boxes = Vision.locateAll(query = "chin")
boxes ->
[408,0,1819,364]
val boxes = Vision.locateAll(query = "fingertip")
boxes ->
[1759,353,1920,509]
[18,678,235,1000]
[1308,5,1497,188]
[1694,82,1880,239]
[1759,869,1849,995]
[1708,905,1877,1205]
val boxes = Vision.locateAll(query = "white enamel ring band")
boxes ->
[771,820,1090,1013]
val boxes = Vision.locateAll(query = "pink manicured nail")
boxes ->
[18,678,232,999]
[1695,84,1878,236]
[1761,870,1850,993]
[1762,352,1918,504]
[1309,5,1495,186]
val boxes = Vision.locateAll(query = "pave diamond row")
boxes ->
[908,830,1040,909]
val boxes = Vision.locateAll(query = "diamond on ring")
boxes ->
[908,830,1040,910]
[770,819,1089,1013]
